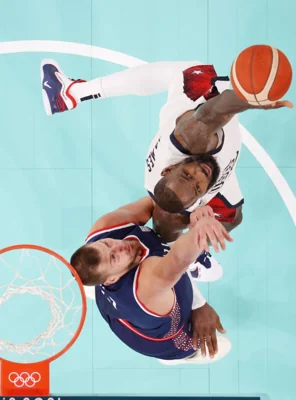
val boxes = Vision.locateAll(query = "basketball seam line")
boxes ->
[251,46,260,106]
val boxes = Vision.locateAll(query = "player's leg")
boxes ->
[41,60,203,115]
[158,335,232,365]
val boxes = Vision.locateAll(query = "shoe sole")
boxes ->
[40,58,65,116]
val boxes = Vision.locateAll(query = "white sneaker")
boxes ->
[158,336,231,365]
[189,251,223,282]
[41,59,84,116]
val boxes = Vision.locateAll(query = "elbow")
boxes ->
[232,206,243,229]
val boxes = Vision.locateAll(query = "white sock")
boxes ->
[70,61,203,102]
[71,77,105,101]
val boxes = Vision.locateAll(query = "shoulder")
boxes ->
[182,64,218,102]
[86,222,137,244]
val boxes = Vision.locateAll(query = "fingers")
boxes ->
[199,333,207,357]
[212,225,227,251]
[217,319,227,334]
[276,100,293,109]
[190,206,215,227]
[223,229,233,243]
[206,229,220,253]
[211,329,218,354]
[198,231,209,253]
[205,333,215,358]
[190,214,197,226]
[221,225,233,243]
[262,100,293,109]
[206,221,233,252]
[214,222,233,244]
[195,332,215,358]
[195,217,233,252]
[192,331,199,351]
[207,206,215,217]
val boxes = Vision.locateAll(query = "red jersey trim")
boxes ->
[86,222,135,242]
[124,234,150,264]
[117,318,185,342]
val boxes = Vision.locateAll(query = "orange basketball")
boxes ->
[230,45,292,106]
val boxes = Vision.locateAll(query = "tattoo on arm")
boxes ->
[174,89,255,154]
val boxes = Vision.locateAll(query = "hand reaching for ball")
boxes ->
[257,99,293,109]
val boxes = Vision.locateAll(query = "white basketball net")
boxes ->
[0,248,84,363]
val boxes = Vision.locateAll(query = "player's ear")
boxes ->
[104,275,119,286]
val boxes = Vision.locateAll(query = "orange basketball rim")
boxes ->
[0,244,87,396]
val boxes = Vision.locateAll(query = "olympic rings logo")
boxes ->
[8,372,41,387]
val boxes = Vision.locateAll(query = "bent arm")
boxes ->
[175,89,292,154]
[175,89,255,153]
[88,196,154,234]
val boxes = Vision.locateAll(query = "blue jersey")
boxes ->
[86,223,195,360]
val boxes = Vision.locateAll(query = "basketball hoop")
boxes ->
[0,244,87,396]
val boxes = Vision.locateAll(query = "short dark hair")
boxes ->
[70,244,105,286]
[154,177,184,213]
[154,154,220,213]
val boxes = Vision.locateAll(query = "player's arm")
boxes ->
[88,196,154,234]
[139,216,231,358]
[174,89,292,154]
[142,216,232,292]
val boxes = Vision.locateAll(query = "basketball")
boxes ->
[230,45,292,106]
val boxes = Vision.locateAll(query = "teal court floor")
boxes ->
[0,0,295,399]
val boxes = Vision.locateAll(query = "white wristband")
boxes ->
[187,271,206,309]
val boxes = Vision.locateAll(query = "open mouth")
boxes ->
[200,163,212,178]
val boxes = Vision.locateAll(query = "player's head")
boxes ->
[154,153,220,213]
[70,238,144,286]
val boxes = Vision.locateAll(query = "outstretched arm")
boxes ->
[143,216,232,293]
[174,89,293,154]
[138,216,231,358]
[88,196,154,234]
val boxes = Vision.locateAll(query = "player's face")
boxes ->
[167,160,216,209]
[94,238,144,284]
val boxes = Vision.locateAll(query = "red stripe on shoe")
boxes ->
[65,80,86,109]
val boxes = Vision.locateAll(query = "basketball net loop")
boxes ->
[0,244,87,396]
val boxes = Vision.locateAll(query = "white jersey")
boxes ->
[144,64,242,213]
